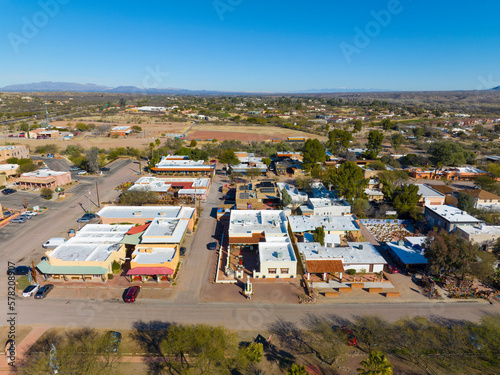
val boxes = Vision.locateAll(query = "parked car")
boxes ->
[340,326,358,346]
[77,213,98,223]
[207,242,218,250]
[42,238,66,248]
[22,284,40,297]
[6,266,31,276]
[386,264,399,274]
[180,247,187,256]
[24,211,38,217]
[124,286,140,303]
[2,188,16,195]
[34,284,54,299]
[69,166,81,171]
[10,217,27,223]
[104,331,122,353]
[19,213,31,220]
[77,171,88,175]
[99,167,110,172]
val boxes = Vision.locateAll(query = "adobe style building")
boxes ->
[228,210,297,279]
[152,155,216,176]
[16,170,71,189]
[0,145,29,162]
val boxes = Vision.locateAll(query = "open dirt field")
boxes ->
[52,120,193,137]
[185,124,327,142]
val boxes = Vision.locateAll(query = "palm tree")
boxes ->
[357,351,393,375]
[287,364,308,375]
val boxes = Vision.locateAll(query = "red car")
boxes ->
[386,264,399,274]
[341,326,358,346]
[124,286,140,303]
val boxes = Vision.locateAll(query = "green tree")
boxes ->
[392,184,421,219]
[243,342,263,363]
[390,133,405,152]
[428,141,476,166]
[19,328,121,375]
[281,188,292,206]
[365,130,384,159]
[119,189,159,206]
[131,125,142,132]
[287,364,308,375]
[219,149,240,172]
[457,192,476,213]
[423,230,481,280]
[262,157,272,167]
[17,162,38,174]
[119,98,126,107]
[357,351,393,375]
[381,118,393,131]
[40,187,53,199]
[313,226,325,246]
[302,138,326,171]
[190,139,198,147]
[379,170,410,201]
[487,162,500,179]
[328,129,353,155]
[332,161,368,201]
[85,147,99,173]
[352,119,363,133]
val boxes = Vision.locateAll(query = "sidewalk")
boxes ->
[0,326,49,372]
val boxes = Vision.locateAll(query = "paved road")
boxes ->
[2,167,499,334]
[0,159,139,271]
[174,175,223,303]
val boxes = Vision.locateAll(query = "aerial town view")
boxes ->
[1,1,500,374]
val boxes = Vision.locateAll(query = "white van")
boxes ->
[42,238,66,248]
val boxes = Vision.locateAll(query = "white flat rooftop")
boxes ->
[289,215,359,233]
[49,243,122,262]
[229,210,288,237]
[457,225,500,236]
[97,206,194,220]
[426,205,481,223]
[298,242,386,265]
[132,246,176,264]
[258,240,296,262]
[21,170,68,178]
[386,241,428,265]
[309,197,350,208]
[416,184,445,198]
[141,218,189,244]
[0,164,18,171]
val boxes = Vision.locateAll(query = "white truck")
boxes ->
[42,238,66,248]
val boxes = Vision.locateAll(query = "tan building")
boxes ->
[456,224,500,251]
[36,224,133,282]
[0,145,29,162]
[97,206,197,232]
[235,179,281,210]
[16,170,71,189]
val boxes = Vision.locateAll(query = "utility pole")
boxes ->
[95,181,100,208]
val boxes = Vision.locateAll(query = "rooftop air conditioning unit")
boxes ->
[358,245,364,250]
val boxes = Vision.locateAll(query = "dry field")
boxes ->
[186,124,328,142]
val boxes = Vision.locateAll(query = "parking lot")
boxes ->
[0,158,140,274]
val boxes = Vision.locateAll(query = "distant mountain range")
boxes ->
[1,81,500,94]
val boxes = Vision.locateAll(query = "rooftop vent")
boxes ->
[277,252,283,259]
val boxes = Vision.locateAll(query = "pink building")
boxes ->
[16,170,71,189]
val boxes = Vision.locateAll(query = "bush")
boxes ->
[346,269,356,275]
[111,261,121,274]
[40,187,53,199]
[107,274,114,280]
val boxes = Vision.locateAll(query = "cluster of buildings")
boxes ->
[152,155,216,176]
[37,206,196,282]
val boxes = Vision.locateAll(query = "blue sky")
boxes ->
[1,0,499,92]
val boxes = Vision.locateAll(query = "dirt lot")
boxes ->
[186,124,327,142]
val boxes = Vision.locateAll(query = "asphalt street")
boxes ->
[1,165,499,333]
